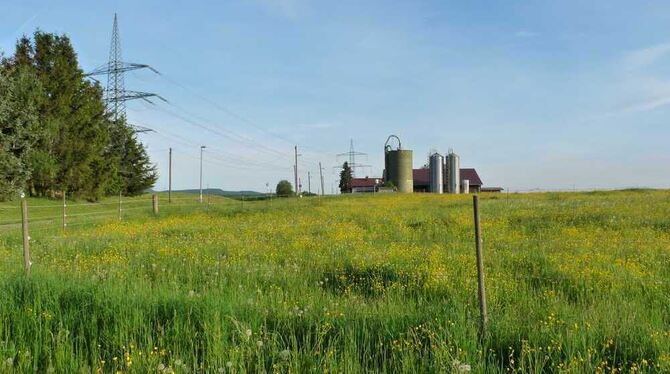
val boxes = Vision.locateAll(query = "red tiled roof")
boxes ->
[460,168,483,186]
[412,168,483,186]
[351,177,381,188]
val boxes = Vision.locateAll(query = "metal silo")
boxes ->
[429,153,444,194]
[447,150,460,194]
[384,135,414,193]
[463,179,470,194]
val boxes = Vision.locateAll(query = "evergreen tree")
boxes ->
[0,31,158,200]
[0,66,40,200]
[339,162,353,193]
[119,124,158,195]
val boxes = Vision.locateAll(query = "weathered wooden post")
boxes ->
[152,194,159,215]
[473,195,488,339]
[62,191,67,233]
[21,194,31,276]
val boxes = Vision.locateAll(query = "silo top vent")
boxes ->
[384,135,402,151]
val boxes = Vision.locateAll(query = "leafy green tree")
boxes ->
[276,180,294,197]
[339,162,353,193]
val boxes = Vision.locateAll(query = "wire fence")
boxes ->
[0,192,322,238]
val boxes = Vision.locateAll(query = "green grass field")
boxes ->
[0,190,669,373]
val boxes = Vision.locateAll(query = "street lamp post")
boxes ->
[199,145,206,203]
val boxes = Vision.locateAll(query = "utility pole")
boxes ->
[168,147,172,203]
[199,145,206,203]
[308,172,311,194]
[319,162,325,196]
[294,146,299,196]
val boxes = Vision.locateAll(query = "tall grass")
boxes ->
[0,190,668,372]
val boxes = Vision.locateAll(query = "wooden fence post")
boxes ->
[62,191,67,233]
[152,194,159,215]
[21,195,31,276]
[473,195,488,339]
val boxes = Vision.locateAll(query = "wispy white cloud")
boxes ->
[624,42,670,70]
[620,95,670,114]
[586,94,670,122]
[1,1,52,47]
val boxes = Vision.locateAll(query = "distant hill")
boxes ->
[164,189,265,197]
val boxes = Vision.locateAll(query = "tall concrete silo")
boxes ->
[384,135,413,193]
[429,153,444,194]
[447,150,460,194]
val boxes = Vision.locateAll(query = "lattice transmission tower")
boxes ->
[86,13,166,132]
[336,139,370,177]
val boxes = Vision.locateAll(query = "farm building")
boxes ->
[350,177,382,193]
[350,168,492,194]
[412,167,483,193]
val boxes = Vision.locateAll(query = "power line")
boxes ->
[147,101,293,160]
[158,73,336,162]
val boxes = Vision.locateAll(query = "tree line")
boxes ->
[0,31,156,201]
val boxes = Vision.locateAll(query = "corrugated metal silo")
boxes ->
[429,153,444,194]
[447,150,460,194]
[384,135,414,193]
[463,179,470,194]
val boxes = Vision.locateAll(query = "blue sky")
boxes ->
[2,0,670,192]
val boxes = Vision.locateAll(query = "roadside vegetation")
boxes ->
[0,190,669,372]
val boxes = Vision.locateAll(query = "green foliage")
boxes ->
[0,31,157,201]
[109,123,158,196]
[0,67,40,200]
[338,161,353,193]
[276,180,294,196]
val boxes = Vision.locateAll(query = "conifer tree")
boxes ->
[0,66,40,200]
[1,31,158,200]
[339,162,353,193]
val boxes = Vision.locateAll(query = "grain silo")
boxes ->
[462,179,470,194]
[384,135,413,193]
[429,153,444,194]
[447,150,460,194]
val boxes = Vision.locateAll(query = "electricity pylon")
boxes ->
[336,139,370,178]
[86,13,166,132]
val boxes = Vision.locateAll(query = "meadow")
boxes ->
[0,190,669,373]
